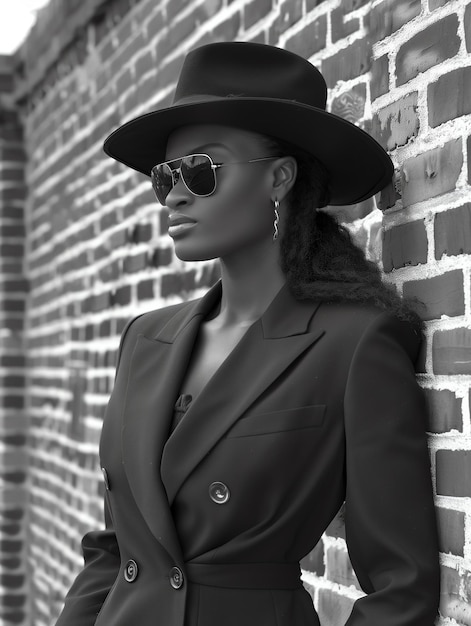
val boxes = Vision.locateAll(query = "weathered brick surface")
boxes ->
[436,507,465,556]
[371,92,419,151]
[423,388,462,434]
[285,15,327,58]
[432,328,471,375]
[365,0,421,41]
[382,219,427,271]
[321,38,372,87]
[436,450,471,497]
[428,66,471,128]
[400,139,463,208]
[402,270,464,321]
[3,0,471,624]
[435,204,471,259]
[396,14,460,86]
[317,589,355,626]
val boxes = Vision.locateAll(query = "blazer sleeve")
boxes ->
[343,312,440,626]
[54,314,142,626]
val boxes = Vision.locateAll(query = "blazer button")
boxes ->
[170,566,184,589]
[209,481,230,504]
[101,467,110,491]
[124,559,138,583]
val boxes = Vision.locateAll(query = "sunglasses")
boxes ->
[150,153,279,205]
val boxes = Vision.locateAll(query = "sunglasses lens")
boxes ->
[151,162,174,205]
[181,155,216,196]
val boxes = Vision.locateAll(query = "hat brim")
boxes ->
[103,98,393,206]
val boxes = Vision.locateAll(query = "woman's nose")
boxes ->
[164,173,193,209]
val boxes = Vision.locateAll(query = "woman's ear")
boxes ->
[271,156,297,203]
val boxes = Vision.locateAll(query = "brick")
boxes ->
[285,15,327,59]
[331,6,359,43]
[305,0,326,9]
[112,285,131,306]
[2,472,26,484]
[331,84,366,124]
[0,243,24,257]
[400,139,463,208]
[161,270,196,297]
[370,55,389,100]
[382,220,427,272]
[429,67,471,127]
[441,565,461,600]
[268,0,303,42]
[365,0,421,41]
[466,3,471,52]
[92,292,111,312]
[123,251,147,273]
[318,588,355,626]
[135,51,155,78]
[436,508,465,556]
[110,229,127,249]
[1,396,24,409]
[149,247,173,267]
[436,450,471,496]
[402,270,464,321]
[300,541,324,575]
[137,279,154,299]
[116,67,132,96]
[0,540,22,552]
[371,92,418,151]
[0,573,24,588]
[132,223,153,243]
[325,545,360,589]
[196,263,221,289]
[435,204,471,259]
[396,15,460,86]
[433,328,471,375]
[321,38,371,88]
[244,0,272,29]
[423,389,462,433]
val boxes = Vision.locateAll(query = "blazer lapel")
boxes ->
[121,280,223,561]
[160,282,325,506]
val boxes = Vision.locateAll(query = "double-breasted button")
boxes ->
[209,481,230,504]
[101,467,110,491]
[124,559,138,583]
[170,566,184,589]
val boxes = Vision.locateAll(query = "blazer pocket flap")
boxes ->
[227,404,326,438]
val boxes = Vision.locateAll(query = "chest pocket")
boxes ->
[227,404,326,438]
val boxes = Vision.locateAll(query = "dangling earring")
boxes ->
[273,199,280,241]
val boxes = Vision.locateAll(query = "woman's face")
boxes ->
[162,124,279,262]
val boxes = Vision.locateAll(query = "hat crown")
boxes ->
[173,42,327,110]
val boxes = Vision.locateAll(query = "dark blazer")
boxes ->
[56,279,440,626]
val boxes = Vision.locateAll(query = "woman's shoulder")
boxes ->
[314,300,422,359]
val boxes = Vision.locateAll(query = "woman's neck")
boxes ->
[210,244,286,329]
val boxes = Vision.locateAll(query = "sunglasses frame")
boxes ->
[150,153,280,205]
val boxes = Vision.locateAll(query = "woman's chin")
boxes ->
[173,245,219,262]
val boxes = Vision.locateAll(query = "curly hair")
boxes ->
[259,135,424,331]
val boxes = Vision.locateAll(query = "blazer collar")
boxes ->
[153,278,321,342]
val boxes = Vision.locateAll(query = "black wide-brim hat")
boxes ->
[104,42,393,206]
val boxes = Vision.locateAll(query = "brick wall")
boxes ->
[3,0,470,624]
[0,54,29,626]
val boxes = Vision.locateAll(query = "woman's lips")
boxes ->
[167,213,198,237]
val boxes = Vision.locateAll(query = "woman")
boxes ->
[56,42,439,626]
